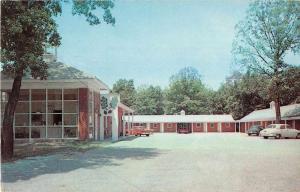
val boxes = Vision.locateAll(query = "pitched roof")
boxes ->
[239,104,300,122]
[123,114,235,123]
[1,54,110,90]
[118,102,134,113]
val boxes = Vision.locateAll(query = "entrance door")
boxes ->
[177,123,192,134]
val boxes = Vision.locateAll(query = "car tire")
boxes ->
[263,136,268,139]
[146,134,149,137]
[275,134,281,139]
[248,133,251,136]
[296,133,300,139]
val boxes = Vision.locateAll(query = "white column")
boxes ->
[160,123,164,133]
[235,122,236,133]
[218,122,221,132]
[100,115,104,141]
[284,120,287,128]
[191,123,194,133]
[146,123,150,130]
[112,107,119,142]
[122,113,126,137]
[239,122,241,133]
[204,122,208,132]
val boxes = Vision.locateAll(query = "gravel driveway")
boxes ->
[2,133,300,192]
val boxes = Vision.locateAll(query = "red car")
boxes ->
[130,128,151,136]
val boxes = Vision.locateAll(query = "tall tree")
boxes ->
[232,0,300,123]
[112,79,136,108]
[165,67,210,115]
[134,85,164,115]
[1,0,115,160]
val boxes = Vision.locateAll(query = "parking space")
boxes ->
[2,133,300,192]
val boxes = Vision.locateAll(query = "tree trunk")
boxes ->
[1,69,24,160]
[274,96,281,124]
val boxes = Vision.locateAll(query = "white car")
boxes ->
[260,124,300,139]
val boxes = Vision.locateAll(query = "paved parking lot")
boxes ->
[2,133,300,192]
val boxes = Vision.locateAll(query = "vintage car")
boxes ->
[247,125,264,136]
[130,128,151,137]
[260,124,300,139]
[177,128,190,134]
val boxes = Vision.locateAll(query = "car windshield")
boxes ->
[266,125,276,128]
[250,126,261,130]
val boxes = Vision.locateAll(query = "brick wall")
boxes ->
[164,123,176,132]
[207,122,218,132]
[150,123,160,132]
[79,88,89,140]
[192,123,204,132]
[221,122,235,132]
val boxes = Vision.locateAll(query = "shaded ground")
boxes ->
[3,140,109,163]
[2,133,300,192]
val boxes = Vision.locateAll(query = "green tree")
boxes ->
[233,0,300,123]
[1,0,115,160]
[164,67,210,115]
[134,85,164,115]
[112,79,136,108]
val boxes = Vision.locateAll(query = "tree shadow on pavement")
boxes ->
[2,146,163,183]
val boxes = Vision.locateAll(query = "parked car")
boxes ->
[247,125,264,136]
[130,128,151,137]
[178,128,190,134]
[260,124,300,139]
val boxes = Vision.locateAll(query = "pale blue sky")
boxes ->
[55,0,299,90]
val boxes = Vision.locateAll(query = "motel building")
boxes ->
[238,102,300,132]
[124,110,237,133]
[0,53,134,143]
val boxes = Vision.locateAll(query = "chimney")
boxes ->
[180,110,185,115]
[270,101,275,110]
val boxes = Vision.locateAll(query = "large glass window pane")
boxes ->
[64,114,78,126]
[48,114,62,126]
[15,102,29,113]
[1,90,10,102]
[1,102,7,113]
[89,102,93,114]
[32,89,46,100]
[32,101,46,113]
[64,101,78,113]
[19,90,29,101]
[48,89,62,100]
[64,127,77,138]
[31,127,46,138]
[64,89,78,100]
[88,91,93,101]
[15,127,29,138]
[15,114,29,126]
[31,113,46,126]
[48,101,62,113]
[47,126,62,138]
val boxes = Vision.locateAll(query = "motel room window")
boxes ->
[168,123,172,128]
[210,123,214,128]
[225,123,230,127]
[153,123,158,128]
[197,123,203,127]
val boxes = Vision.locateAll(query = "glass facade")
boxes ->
[0,88,79,140]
